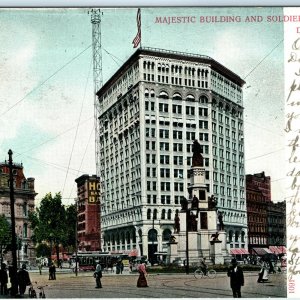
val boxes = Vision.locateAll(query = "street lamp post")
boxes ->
[185,209,190,275]
[8,149,18,296]
[151,218,154,266]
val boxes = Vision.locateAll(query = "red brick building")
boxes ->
[75,174,101,251]
[246,172,271,251]
[267,201,286,248]
[0,160,37,265]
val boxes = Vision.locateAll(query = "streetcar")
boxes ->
[70,252,127,271]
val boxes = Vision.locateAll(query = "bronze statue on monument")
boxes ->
[192,140,204,167]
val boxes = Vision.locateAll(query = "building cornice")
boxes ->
[96,47,245,98]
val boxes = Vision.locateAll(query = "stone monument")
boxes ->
[168,140,228,265]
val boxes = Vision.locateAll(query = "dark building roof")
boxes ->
[96,47,246,97]
[75,174,99,185]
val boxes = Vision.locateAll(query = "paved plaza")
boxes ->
[5,269,286,298]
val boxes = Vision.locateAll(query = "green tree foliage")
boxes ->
[29,192,76,262]
[0,214,11,264]
[65,204,77,252]
[35,243,51,258]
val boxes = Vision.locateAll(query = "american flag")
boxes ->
[132,8,141,48]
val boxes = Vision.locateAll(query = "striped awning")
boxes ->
[252,247,272,256]
[230,248,249,255]
[269,246,286,255]
[129,248,139,257]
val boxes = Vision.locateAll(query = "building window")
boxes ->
[23,203,28,216]
[23,224,28,238]
[159,91,169,99]
[173,130,183,139]
[172,93,182,100]
[159,103,169,113]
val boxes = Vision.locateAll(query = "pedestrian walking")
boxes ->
[17,264,31,296]
[227,258,244,298]
[116,261,120,274]
[0,263,8,296]
[137,263,148,288]
[38,262,42,275]
[257,260,269,283]
[49,263,56,280]
[268,259,276,274]
[94,261,102,288]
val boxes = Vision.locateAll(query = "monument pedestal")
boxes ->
[210,240,224,264]
[167,239,178,264]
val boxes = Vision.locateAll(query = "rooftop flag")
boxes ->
[132,8,141,48]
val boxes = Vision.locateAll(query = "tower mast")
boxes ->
[89,8,103,252]
[89,8,103,177]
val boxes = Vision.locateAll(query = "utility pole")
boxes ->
[8,149,18,296]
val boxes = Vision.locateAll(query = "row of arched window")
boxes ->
[103,230,136,245]
[144,89,209,103]
[143,60,209,77]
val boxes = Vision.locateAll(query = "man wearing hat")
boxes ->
[227,258,244,298]
[17,264,31,296]
[94,261,102,288]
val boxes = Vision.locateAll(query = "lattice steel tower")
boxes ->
[89,9,103,177]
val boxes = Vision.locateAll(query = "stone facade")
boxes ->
[0,161,36,266]
[96,47,247,260]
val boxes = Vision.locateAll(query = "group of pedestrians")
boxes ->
[91,257,280,297]
[93,260,149,289]
[0,263,32,297]
[227,257,280,298]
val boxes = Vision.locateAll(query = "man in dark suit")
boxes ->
[227,259,244,298]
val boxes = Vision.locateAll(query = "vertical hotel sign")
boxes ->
[88,179,100,204]
[284,7,300,297]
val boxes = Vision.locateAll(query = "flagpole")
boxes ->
[140,8,142,49]
[132,8,141,49]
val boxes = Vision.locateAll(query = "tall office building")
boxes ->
[96,48,247,259]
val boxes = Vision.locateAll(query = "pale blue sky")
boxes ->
[0,7,285,205]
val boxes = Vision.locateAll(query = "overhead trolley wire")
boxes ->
[61,56,94,197]
[0,44,92,118]
[243,39,283,80]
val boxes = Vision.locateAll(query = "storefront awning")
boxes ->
[129,248,139,257]
[230,248,249,255]
[252,247,272,256]
[269,246,286,255]
[51,253,69,260]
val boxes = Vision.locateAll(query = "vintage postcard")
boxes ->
[0,5,298,298]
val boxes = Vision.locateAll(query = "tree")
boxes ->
[29,192,69,263]
[0,214,11,265]
[64,204,77,252]
[35,243,51,258]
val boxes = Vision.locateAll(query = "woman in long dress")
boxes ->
[257,260,269,283]
[137,263,148,287]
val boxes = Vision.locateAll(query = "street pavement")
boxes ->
[2,268,286,298]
